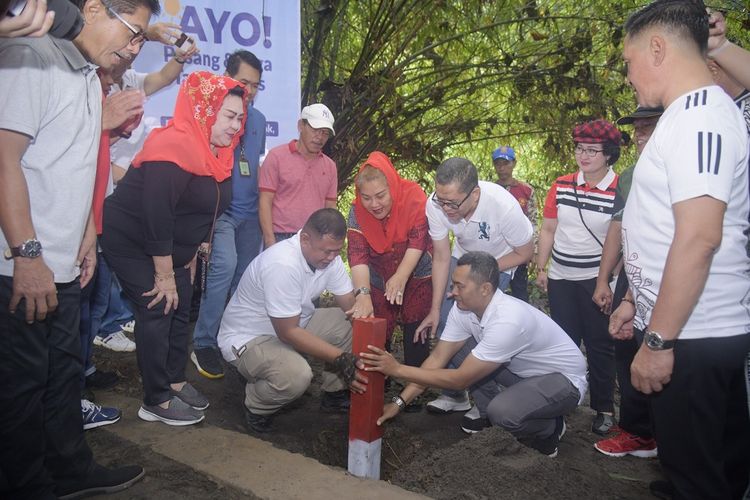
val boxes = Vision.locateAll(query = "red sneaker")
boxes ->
[594,430,658,458]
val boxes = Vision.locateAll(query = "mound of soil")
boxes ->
[91,328,661,499]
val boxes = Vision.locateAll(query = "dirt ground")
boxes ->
[89,321,663,500]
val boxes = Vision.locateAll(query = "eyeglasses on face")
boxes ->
[431,187,476,211]
[574,146,604,157]
[102,0,148,47]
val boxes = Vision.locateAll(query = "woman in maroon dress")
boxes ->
[347,151,433,373]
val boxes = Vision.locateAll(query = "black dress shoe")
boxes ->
[243,406,273,433]
[320,389,350,413]
[85,370,119,390]
[57,463,144,499]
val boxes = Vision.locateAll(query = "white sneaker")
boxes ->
[120,320,135,334]
[425,392,472,414]
[94,331,136,352]
[463,404,480,420]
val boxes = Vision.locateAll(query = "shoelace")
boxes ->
[81,399,99,412]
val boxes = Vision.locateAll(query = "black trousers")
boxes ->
[103,253,193,406]
[547,277,615,413]
[0,276,93,499]
[611,272,652,438]
[508,263,529,303]
[651,334,750,500]
[400,322,430,368]
[614,330,652,438]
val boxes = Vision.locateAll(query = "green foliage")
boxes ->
[302,0,750,201]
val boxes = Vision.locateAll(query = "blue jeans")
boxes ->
[80,252,121,380]
[193,213,262,350]
[99,273,133,337]
[437,256,511,398]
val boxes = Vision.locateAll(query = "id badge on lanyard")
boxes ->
[239,139,250,176]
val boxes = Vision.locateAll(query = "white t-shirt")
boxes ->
[113,69,147,94]
[0,36,101,283]
[622,85,750,339]
[426,180,533,270]
[108,70,153,195]
[218,232,353,361]
[441,290,588,403]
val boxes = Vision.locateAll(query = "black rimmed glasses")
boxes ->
[102,0,148,47]
[431,186,477,211]
[574,146,604,157]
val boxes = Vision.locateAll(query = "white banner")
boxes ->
[133,0,301,152]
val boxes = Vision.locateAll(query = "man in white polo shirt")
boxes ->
[617,2,750,498]
[218,208,365,433]
[416,157,534,416]
[362,251,586,457]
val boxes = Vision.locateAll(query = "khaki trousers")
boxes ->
[232,308,352,415]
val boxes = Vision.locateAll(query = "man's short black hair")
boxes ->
[98,0,161,16]
[303,208,347,240]
[456,251,500,292]
[227,86,245,99]
[624,0,709,53]
[435,157,479,195]
[225,50,263,78]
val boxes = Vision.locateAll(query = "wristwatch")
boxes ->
[354,286,371,297]
[4,238,42,260]
[391,395,406,411]
[644,329,676,351]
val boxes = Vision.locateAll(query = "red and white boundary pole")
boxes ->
[348,317,386,479]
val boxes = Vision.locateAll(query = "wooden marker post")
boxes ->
[348,317,386,479]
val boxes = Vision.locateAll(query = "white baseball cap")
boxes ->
[300,103,335,135]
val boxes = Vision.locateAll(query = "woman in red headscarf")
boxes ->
[101,71,248,426]
[347,152,433,379]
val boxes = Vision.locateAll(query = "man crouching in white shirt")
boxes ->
[362,251,587,458]
[218,208,366,433]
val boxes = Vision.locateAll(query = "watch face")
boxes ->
[21,239,42,258]
[646,332,662,349]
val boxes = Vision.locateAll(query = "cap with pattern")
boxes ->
[572,119,621,145]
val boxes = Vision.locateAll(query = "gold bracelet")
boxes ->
[154,271,175,281]
[620,297,635,305]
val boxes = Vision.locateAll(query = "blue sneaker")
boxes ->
[81,399,121,430]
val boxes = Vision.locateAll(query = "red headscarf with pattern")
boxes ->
[132,71,248,182]
[353,151,428,254]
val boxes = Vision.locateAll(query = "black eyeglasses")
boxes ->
[102,0,147,47]
[574,146,604,157]
[431,187,476,211]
